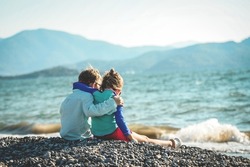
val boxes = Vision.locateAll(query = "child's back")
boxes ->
[91,90,117,136]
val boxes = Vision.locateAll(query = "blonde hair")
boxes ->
[101,68,123,91]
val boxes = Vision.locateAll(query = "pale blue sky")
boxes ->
[1,0,250,46]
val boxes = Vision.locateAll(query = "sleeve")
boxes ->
[115,105,131,136]
[82,93,117,117]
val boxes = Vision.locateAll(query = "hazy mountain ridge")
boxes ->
[0,29,249,77]
[0,66,78,79]
[72,39,250,74]
[145,39,250,72]
[0,29,173,76]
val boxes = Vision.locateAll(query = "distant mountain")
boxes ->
[145,38,250,72]
[1,37,249,79]
[70,38,250,74]
[1,28,249,77]
[0,29,172,76]
[0,66,78,79]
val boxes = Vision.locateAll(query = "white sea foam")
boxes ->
[161,118,250,158]
[175,118,249,143]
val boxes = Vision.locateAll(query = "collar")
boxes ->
[73,82,98,94]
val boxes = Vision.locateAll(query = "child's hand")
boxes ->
[113,95,124,106]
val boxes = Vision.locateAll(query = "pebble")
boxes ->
[0,136,249,167]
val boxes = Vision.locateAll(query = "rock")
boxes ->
[0,137,249,166]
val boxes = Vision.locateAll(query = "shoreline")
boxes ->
[0,136,249,166]
[1,122,250,139]
[1,123,250,160]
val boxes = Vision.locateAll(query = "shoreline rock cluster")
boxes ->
[0,136,249,167]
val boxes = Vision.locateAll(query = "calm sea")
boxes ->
[0,69,250,157]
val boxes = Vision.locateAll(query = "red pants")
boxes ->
[95,127,130,142]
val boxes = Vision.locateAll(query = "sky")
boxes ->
[0,0,250,47]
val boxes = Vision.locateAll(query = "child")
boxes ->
[74,68,182,148]
[59,66,123,140]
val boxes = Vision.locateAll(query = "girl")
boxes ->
[91,69,182,148]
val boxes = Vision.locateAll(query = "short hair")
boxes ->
[101,68,123,90]
[78,66,101,85]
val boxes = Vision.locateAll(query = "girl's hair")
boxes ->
[101,68,123,91]
[78,66,102,85]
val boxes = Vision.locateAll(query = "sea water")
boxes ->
[0,69,250,157]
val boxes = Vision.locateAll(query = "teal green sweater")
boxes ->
[91,90,117,136]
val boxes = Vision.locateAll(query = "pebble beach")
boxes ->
[0,136,249,167]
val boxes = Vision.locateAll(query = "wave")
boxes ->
[0,122,60,135]
[168,118,249,144]
[1,119,249,144]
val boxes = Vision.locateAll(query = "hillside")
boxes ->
[0,66,78,79]
[0,29,249,76]
[0,29,172,76]
[1,36,249,79]
[145,38,250,72]
[71,38,250,74]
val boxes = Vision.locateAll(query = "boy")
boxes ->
[60,66,123,140]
